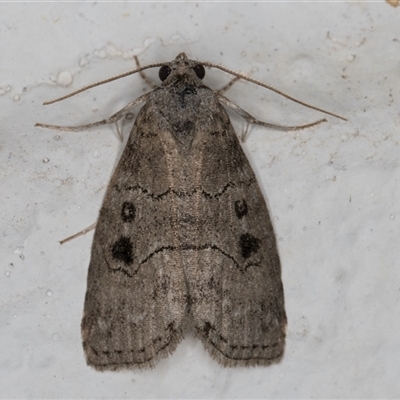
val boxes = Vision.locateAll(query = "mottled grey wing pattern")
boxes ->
[81,99,190,370]
[82,57,286,370]
[185,93,287,366]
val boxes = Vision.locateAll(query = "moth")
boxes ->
[37,53,344,370]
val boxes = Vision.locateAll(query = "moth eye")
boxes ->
[193,64,205,80]
[159,65,171,81]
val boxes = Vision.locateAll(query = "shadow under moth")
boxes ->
[37,53,345,370]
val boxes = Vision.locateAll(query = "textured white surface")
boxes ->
[1,2,399,398]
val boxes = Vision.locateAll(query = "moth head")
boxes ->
[159,53,206,85]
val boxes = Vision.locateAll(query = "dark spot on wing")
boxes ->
[234,199,248,219]
[111,236,134,265]
[239,233,260,259]
[121,202,136,223]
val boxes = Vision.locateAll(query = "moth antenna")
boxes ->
[43,61,164,105]
[203,61,347,121]
[134,55,159,89]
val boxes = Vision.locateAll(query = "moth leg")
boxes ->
[134,55,158,89]
[217,93,327,141]
[59,222,97,245]
[217,76,241,95]
[35,92,151,133]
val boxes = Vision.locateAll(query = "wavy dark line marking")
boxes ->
[88,322,177,368]
[110,243,260,277]
[123,182,237,200]
[113,178,256,201]
[199,322,282,361]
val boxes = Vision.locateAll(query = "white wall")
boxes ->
[1,2,399,398]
